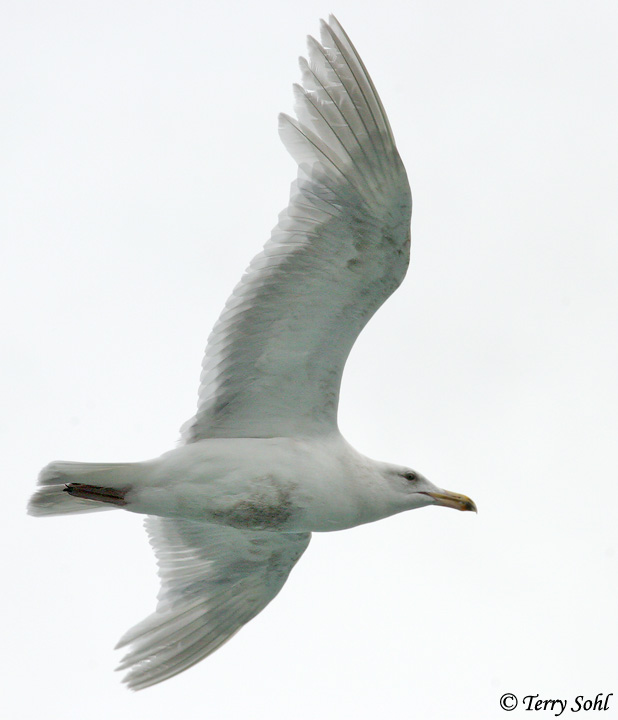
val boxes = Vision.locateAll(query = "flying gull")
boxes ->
[29,16,476,690]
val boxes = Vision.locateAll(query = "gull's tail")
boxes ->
[28,460,143,516]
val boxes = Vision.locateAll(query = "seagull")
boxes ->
[28,15,476,690]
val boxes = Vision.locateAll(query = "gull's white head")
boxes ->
[382,466,477,514]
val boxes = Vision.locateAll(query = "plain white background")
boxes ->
[3,1,617,718]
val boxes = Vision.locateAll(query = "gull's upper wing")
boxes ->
[116,518,310,689]
[183,16,411,442]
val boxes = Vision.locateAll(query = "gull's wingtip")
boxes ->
[327,14,342,30]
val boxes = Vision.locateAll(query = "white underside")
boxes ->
[127,434,410,532]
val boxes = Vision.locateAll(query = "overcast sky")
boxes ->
[3,1,618,718]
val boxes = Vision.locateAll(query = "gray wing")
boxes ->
[183,16,411,442]
[116,518,310,690]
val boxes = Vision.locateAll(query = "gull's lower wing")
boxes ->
[116,518,310,690]
[183,16,412,442]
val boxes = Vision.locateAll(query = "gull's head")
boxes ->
[384,466,477,514]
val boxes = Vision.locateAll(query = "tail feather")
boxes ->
[28,461,139,517]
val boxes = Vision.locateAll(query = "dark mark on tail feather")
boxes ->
[63,483,129,507]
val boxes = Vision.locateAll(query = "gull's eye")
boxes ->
[402,471,417,482]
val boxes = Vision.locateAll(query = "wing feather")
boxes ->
[116,518,310,690]
[183,16,411,441]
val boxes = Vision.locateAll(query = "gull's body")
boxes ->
[63,437,441,533]
[29,16,475,690]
